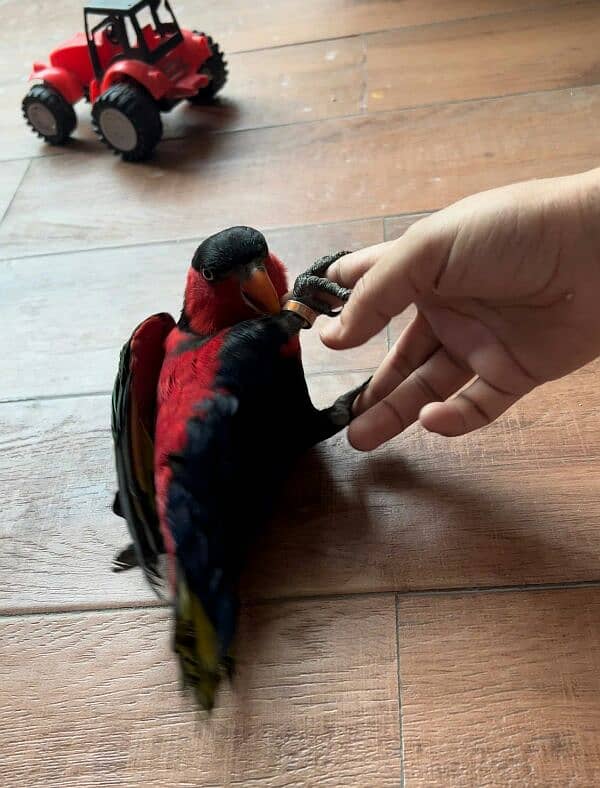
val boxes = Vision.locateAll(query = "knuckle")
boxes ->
[389,346,414,381]
[352,273,370,302]
[380,397,406,433]
[460,392,492,425]
[364,378,387,405]
[412,368,442,402]
[351,274,391,325]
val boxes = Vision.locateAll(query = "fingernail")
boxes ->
[347,422,371,452]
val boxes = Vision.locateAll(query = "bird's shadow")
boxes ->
[244,441,594,599]
[229,434,595,710]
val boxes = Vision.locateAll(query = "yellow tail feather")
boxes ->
[174,575,222,710]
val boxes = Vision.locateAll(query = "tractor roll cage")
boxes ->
[84,0,184,79]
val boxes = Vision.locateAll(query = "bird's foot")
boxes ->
[291,250,352,317]
[328,377,372,427]
[112,543,139,572]
[112,491,123,518]
[304,250,350,279]
[308,376,372,446]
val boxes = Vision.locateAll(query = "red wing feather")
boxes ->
[112,312,176,594]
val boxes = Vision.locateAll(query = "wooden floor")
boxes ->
[1,1,600,785]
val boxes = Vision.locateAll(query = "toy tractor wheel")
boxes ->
[188,36,228,104]
[92,83,163,162]
[22,84,77,145]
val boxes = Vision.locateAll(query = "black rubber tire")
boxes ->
[188,36,228,104]
[22,83,77,145]
[92,83,163,162]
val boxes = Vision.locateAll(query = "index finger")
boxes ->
[321,231,425,350]
[326,241,393,288]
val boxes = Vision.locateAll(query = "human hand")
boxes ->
[321,170,600,450]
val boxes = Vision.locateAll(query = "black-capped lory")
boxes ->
[111,226,367,709]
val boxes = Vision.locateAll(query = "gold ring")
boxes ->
[282,299,319,328]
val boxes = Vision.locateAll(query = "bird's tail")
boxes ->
[167,394,241,709]
[173,567,236,710]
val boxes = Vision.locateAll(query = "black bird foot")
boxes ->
[328,377,372,427]
[112,543,139,572]
[310,376,372,446]
[112,491,123,518]
[304,250,350,279]
[292,250,352,316]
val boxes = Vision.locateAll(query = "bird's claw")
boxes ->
[292,250,352,316]
[329,377,371,426]
[304,250,350,279]
[112,543,138,572]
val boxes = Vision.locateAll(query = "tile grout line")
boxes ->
[218,0,582,56]
[0,0,579,91]
[382,213,394,352]
[4,578,600,620]
[358,34,368,114]
[251,578,600,606]
[0,152,62,164]
[0,211,433,264]
[395,594,406,788]
[0,367,377,406]
[0,158,31,229]
[127,81,600,138]
[0,388,113,405]
[3,77,600,172]
[0,599,168,619]
[0,0,581,91]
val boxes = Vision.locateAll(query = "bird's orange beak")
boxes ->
[241,266,281,315]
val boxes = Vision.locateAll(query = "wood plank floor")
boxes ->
[1,1,599,785]
[398,589,600,786]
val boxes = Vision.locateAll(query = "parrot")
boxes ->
[111,226,367,709]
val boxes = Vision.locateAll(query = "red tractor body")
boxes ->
[23,0,227,160]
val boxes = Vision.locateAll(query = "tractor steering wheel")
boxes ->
[105,23,121,45]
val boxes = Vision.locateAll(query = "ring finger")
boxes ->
[349,346,473,450]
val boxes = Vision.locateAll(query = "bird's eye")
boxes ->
[202,268,214,281]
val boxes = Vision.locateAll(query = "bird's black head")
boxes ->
[191,226,269,282]
[183,227,287,333]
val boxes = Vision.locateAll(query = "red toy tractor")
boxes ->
[22,0,227,160]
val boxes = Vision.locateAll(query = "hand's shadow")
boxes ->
[243,434,596,600]
[234,429,597,711]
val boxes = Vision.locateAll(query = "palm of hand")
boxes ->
[344,177,600,448]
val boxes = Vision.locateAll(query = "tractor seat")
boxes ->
[173,72,206,95]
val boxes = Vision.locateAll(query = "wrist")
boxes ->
[572,167,600,239]
[554,168,600,264]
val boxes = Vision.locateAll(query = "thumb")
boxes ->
[320,229,426,350]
